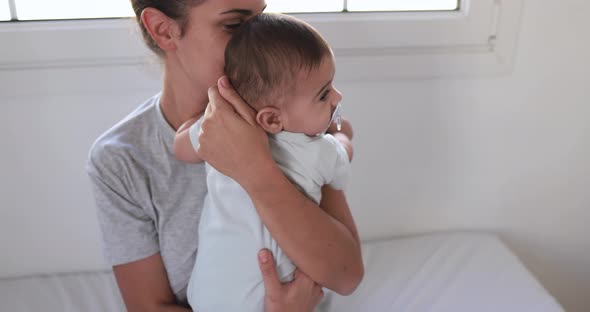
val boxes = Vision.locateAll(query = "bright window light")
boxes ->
[15,0,133,20]
[265,0,343,13]
[0,2,10,21]
[348,0,459,12]
[8,0,459,21]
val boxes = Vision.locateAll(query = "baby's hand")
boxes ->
[327,117,354,161]
[327,117,353,140]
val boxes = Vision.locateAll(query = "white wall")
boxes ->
[342,1,590,310]
[0,0,588,311]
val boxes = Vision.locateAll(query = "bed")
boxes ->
[0,232,563,312]
[330,232,563,312]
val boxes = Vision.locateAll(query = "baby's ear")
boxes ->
[256,107,283,134]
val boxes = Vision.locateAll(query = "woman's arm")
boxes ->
[196,78,364,295]
[245,163,363,295]
[113,253,191,312]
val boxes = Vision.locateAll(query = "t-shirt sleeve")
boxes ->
[324,135,351,191]
[86,150,159,266]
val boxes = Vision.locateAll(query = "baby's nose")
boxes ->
[333,88,343,106]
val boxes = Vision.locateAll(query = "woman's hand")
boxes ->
[196,76,274,185]
[258,249,324,312]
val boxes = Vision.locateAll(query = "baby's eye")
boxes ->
[320,89,331,101]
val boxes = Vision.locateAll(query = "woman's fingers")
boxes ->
[206,86,233,114]
[197,80,271,182]
[294,270,325,306]
[258,249,282,298]
[217,76,257,126]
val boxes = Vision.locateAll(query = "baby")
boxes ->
[174,13,353,312]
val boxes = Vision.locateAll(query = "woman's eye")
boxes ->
[224,23,242,31]
[320,89,331,101]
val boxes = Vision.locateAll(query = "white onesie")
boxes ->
[186,118,350,312]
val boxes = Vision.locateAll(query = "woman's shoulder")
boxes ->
[86,94,161,177]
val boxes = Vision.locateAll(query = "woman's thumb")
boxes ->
[258,249,281,296]
[218,76,257,126]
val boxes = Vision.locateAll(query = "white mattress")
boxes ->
[0,270,125,312]
[331,232,563,312]
[0,232,563,312]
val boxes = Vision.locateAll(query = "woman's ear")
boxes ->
[141,8,181,53]
[256,107,283,134]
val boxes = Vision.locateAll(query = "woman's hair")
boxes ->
[225,13,332,108]
[130,0,204,56]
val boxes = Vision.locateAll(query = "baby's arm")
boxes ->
[173,115,203,163]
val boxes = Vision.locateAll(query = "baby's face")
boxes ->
[280,55,342,136]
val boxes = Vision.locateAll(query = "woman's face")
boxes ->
[171,0,267,90]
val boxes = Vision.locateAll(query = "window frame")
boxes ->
[0,0,523,80]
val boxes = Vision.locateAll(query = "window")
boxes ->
[0,2,11,21]
[347,0,458,12]
[267,0,459,13]
[1,0,458,21]
[266,0,343,13]
[12,0,133,20]
[0,0,523,80]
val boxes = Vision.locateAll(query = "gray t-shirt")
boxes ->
[86,93,206,305]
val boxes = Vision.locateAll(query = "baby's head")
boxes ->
[225,13,342,136]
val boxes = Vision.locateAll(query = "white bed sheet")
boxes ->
[331,232,564,312]
[0,270,125,312]
[0,232,563,312]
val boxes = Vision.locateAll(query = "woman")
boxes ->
[86,1,363,311]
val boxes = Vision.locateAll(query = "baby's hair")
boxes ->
[224,13,332,109]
